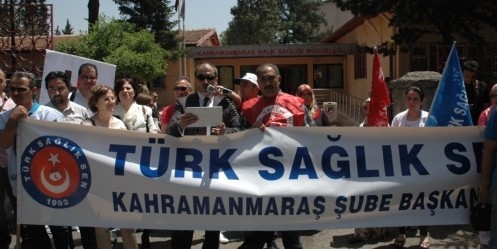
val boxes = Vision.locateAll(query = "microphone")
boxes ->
[207,85,232,96]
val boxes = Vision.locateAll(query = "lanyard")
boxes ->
[28,102,40,117]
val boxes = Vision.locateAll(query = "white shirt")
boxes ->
[114,102,159,133]
[391,109,429,127]
[69,89,93,113]
[46,101,91,124]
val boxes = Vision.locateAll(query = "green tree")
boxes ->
[55,17,168,83]
[330,0,497,45]
[277,0,326,44]
[54,25,61,35]
[0,0,50,35]
[224,0,326,45]
[87,0,99,30]
[62,19,73,34]
[112,0,178,50]
[224,0,280,45]
[0,1,12,37]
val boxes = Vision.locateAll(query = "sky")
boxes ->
[45,0,237,34]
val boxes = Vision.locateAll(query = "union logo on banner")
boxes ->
[21,136,91,208]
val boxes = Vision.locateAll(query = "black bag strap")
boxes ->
[142,105,149,133]
[70,91,76,101]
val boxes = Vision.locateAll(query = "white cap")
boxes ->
[239,73,258,87]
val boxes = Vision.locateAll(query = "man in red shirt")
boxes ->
[160,76,192,134]
[242,63,314,129]
[240,63,314,249]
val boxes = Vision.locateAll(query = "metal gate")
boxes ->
[0,3,53,79]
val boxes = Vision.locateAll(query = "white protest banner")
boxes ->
[40,50,116,105]
[17,120,483,230]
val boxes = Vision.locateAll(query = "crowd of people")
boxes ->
[0,58,495,249]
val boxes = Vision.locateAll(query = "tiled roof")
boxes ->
[178,28,221,47]
[1,34,81,50]
[1,29,220,51]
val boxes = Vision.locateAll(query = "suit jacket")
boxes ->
[168,93,243,137]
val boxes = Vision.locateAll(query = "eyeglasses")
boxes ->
[196,74,216,81]
[81,75,97,81]
[173,87,189,92]
[10,86,30,93]
[259,75,276,82]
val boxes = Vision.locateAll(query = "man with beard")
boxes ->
[45,71,90,124]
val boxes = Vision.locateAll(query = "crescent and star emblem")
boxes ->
[40,153,71,194]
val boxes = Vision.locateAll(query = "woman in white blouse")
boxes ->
[114,78,159,133]
[391,86,429,127]
[391,86,431,248]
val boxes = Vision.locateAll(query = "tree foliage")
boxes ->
[330,0,497,44]
[224,0,326,45]
[0,0,50,36]
[55,17,168,83]
[277,0,326,44]
[87,0,99,30]
[112,0,178,51]
[224,0,280,45]
[62,19,73,35]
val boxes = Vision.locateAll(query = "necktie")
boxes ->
[203,96,211,107]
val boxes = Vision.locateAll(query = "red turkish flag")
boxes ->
[367,51,390,127]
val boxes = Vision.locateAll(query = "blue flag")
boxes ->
[426,42,473,126]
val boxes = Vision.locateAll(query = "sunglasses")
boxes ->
[196,74,216,81]
[10,86,30,93]
[173,87,189,92]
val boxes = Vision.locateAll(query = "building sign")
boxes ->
[191,44,357,59]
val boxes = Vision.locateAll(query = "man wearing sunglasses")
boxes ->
[160,76,192,134]
[168,62,243,249]
[0,72,63,249]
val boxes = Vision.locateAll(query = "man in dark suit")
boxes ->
[168,62,243,249]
